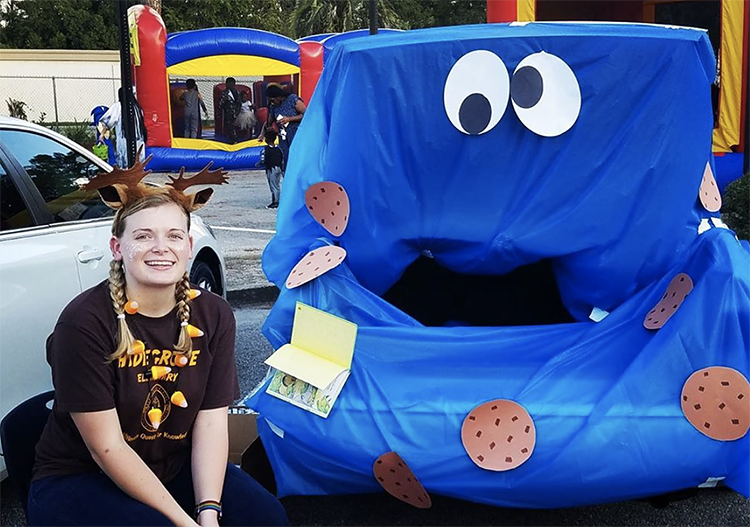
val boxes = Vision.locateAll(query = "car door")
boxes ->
[0,150,84,478]
[0,128,115,291]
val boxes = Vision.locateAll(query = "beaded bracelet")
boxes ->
[194,500,222,519]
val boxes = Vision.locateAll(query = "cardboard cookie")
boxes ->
[698,163,722,212]
[373,452,432,509]
[643,273,693,330]
[305,182,350,236]
[286,246,347,289]
[461,399,536,471]
[681,366,750,441]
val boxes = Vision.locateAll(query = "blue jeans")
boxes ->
[265,167,282,205]
[28,460,288,526]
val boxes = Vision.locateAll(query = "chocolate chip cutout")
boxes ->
[461,399,536,471]
[372,452,432,509]
[681,366,750,441]
[644,273,694,330]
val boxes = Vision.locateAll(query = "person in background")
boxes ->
[99,88,148,168]
[219,77,241,144]
[259,84,306,173]
[256,129,283,209]
[27,162,289,527]
[91,105,115,165]
[180,79,208,139]
[234,92,257,141]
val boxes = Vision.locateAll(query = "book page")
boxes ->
[266,369,351,418]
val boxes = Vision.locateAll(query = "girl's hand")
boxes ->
[278,116,291,126]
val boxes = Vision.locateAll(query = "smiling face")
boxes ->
[111,203,193,290]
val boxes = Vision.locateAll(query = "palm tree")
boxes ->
[292,0,405,38]
[147,0,162,14]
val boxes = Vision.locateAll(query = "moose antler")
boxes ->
[82,152,153,191]
[166,162,229,192]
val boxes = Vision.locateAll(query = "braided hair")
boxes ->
[174,272,193,354]
[108,259,137,361]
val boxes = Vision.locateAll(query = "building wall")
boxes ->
[0,49,121,123]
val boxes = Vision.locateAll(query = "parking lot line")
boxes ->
[212,226,276,234]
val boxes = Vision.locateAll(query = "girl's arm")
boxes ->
[72,409,198,527]
[191,407,230,527]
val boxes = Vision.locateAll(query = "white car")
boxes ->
[0,116,227,479]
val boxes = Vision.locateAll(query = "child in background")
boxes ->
[234,92,257,140]
[99,88,147,168]
[256,129,283,209]
[179,79,208,139]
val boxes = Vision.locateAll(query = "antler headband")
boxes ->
[81,149,228,212]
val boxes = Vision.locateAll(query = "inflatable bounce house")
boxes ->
[127,5,400,170]
[487,0,748,190]
[246,18,750,509]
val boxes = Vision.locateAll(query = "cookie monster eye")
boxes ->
[511,52,581,137]
[444,50,509,135]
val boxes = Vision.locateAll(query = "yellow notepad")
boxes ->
[264,302,357,390]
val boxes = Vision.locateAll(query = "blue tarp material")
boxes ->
[320,28,403,60]
[248,23,750,508]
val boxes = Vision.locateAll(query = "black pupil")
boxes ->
[458,93,491,135]
[511,66,543,109]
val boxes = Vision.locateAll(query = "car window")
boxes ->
[0,160,34,231]
[0,129,113,223]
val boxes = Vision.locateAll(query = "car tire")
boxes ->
[190,260,218,293]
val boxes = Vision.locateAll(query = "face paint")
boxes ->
[126,243,146,261]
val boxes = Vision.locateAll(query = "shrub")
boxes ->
[6,98,28,120]
[56,120,95,150]
[721,171,749,241]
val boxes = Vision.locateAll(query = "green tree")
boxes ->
[722,172,749,241]
[394,0,486,30]
[0,0,488,49]
[0,0,124,50]
[291,0,407,37]
[0,0,297,48]
[161,0,296,37]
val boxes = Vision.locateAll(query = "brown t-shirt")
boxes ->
[32,280,239,483]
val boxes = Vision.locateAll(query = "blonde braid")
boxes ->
[108,260,136,362]
[174,272,192,355]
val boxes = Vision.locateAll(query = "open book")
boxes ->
[266,369,350,418]
[265,302,358,418]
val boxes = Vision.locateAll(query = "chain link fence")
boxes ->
[2,74,267,126]
[1,75,121,125]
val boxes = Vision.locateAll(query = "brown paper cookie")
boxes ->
[373,452,432,509]
[681,366,750,441]
[698,162,722,212]
[285,246,347,289]
[305,182,350,236]
[461,399,536,471]
[643,273,693,330]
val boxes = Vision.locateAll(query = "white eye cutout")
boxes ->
[511,52,581,137]
[444,50,509,135]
